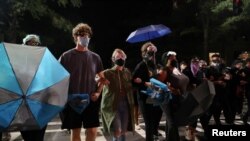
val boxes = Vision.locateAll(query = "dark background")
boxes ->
[21,0,174,70]
[1,0,249,70]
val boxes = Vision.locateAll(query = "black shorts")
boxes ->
[60,99,101,129]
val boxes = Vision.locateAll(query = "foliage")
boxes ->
[0,0,81,42]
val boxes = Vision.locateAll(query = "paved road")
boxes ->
[7,111,248,141]
[5,97,249,141]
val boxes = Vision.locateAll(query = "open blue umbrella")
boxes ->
[126,24,171,43]
[0,42,70,131]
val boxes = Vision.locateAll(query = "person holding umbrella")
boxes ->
[59,23,104,141]
[20,34,47,141]
[0,35,69,141]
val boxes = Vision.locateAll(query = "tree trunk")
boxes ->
[203,26,208,62]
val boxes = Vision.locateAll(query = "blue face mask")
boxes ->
[79,37,90,47]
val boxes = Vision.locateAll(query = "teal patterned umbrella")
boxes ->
[0,42,69,131]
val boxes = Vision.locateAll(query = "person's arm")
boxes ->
[91,71,109,102]
[132,62,148,88]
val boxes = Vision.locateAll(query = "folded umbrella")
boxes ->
[173,80,215,126]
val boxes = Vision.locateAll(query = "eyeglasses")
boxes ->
[27,41,40,46]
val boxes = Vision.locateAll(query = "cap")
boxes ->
[167,51,177,56]
[23,34,41,45]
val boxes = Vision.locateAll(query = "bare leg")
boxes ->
[85,127,97,141]
[71,128,81,141]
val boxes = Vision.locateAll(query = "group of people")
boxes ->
[0,22,250,141]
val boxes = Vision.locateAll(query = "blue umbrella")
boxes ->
[126,24,171,43]
[0,42,70,131]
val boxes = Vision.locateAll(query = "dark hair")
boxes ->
[231,59,242,67]
[161,52,168,65]
[211,53,220,58]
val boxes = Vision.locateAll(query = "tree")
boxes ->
[171,0,250,62]
[0,0,81,42]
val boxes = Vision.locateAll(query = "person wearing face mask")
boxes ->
[99,49,135,141]
[59,23,104,141]
[132,42,163,141]
[206,53,227,125]
[182,57,206,141]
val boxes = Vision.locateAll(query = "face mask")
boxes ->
[79,37,90,47]
[211,62,219,67]
[147,51,155,57]
[143,52,155,62]
[115,59,125,66]
[170,60,178,68]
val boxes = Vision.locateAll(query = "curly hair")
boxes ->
[141,42,155,57]
[72,23,93,42]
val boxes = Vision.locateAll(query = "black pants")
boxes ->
[20,126,47,141]
[137,95,161,141]
[163,100,180,141]
[0,132,2,141]
[243,90,250,123]
[153,106,163,135]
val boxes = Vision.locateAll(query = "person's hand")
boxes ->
[91,92,100,102]
[134,78,142,83]
[144,82,152,87]
[97,77,110,85]
[101,78,110,85]
[240,80,247,85]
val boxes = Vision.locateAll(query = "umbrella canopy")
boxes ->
[126,24,171,43]
[142,79,215,126]
[0,42,69,131]
[173,80,215,126]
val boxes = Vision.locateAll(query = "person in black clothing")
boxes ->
[242,58,250,125]
[230,60,246,116]
[206,53,227,125]
[159,51,190,141]
[132,42,162,141]
[182,57,205,140]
